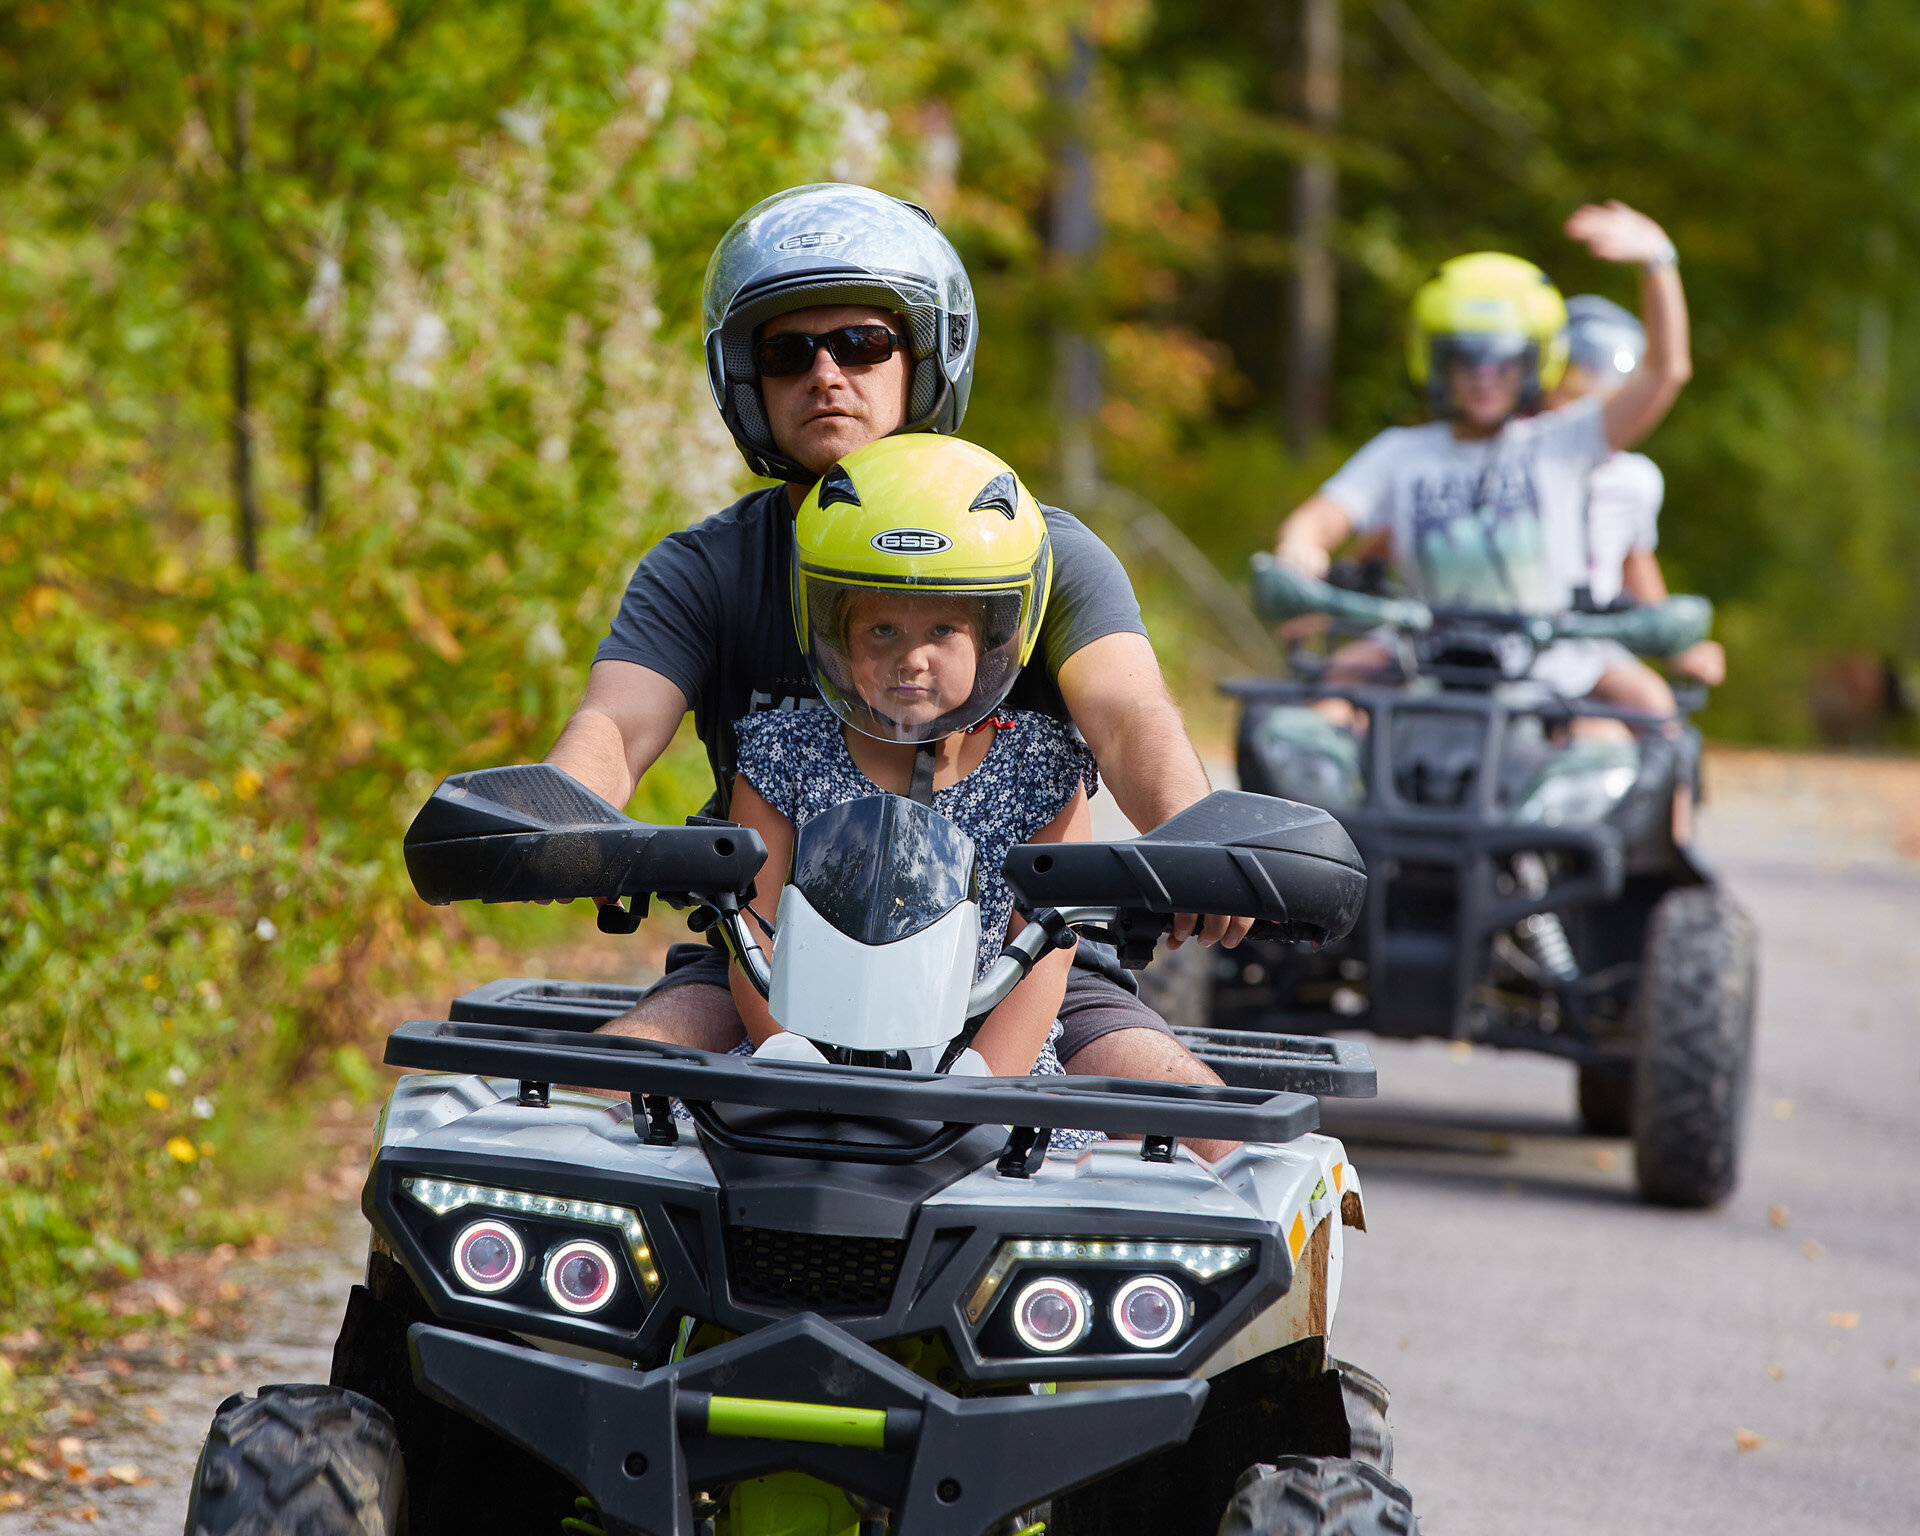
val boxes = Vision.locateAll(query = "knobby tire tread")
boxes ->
[1218,1456,1418,1536]
[1632,885,1759,1207]
[185,1382,406,1536]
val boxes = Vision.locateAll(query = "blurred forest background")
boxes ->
[3,0,1917,1344]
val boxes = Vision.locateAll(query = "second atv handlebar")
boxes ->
[1250,553,1713,657]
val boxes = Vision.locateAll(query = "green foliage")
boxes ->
[0,0,905,1337]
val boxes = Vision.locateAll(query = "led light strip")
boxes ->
[965,1237,1252,1324]
[402,1177,661,1295]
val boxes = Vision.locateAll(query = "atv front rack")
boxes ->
[385,1018,1324,1164]
[445,978,1378,1099]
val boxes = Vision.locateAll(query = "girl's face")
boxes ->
[844,592,980,731]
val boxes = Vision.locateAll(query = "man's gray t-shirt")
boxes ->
[1320,397,1611,612]
[595,484,1146,811]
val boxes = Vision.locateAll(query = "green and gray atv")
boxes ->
[184,764,1417,1536]
[1152,557,1758,1209]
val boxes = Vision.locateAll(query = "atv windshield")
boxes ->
[789,795,978,945]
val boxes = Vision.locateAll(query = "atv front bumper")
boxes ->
[408,1313,1206,1536]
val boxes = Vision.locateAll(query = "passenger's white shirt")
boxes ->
[1580,450,1663,607]
[1320,398,1611,613]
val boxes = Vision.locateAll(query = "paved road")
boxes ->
[1323,764,1920,1534]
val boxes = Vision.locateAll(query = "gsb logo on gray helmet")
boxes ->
[870,528,953,555]
[777,231,850,251]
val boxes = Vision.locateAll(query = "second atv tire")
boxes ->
[1631,885,1758,1208]
[184,1383,406,1536]
[1218,1456,1417,1536]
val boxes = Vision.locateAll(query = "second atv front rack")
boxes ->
[384,1018,1323,1163]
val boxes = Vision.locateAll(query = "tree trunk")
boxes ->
[231,309,260,573]
[1286,0,1341,454]
[303,357,326,530]
[1051,30,1101,505]
[229,3,261,573]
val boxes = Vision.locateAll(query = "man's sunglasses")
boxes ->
[754,323,908,379]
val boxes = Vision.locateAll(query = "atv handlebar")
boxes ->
[403,764,767,907]
[1249,553,1714,658]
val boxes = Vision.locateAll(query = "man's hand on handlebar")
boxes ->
[1167,913,1253,950]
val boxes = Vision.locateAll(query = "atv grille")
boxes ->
[726,1227,904,1315]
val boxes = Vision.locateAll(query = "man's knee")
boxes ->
[1064,1026,1223,1087]
[599,982,745,1052]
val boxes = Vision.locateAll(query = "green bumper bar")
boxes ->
[677,1391,920,1452]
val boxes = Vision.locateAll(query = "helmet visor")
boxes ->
[1432,333,1536,371]
[802,578,1029,744]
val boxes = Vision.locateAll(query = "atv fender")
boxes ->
[1195,1134,1359,1380]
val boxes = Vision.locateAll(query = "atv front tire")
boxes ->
[185,1383,407,1536]
[1631,886,1758,1207]
[1331,1360,1393,1476]
[1218,1457,1417,1536]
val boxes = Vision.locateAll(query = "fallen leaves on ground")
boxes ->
[1827,1311,1860,1329]
[1735,1428,1763,1453]
[1772,1098,1794,1120]
[1587,1147,1616,1171]
[1802,1240,1824,1262]
[1766,1362,1784,1380]
[1768,1204,1790,1228]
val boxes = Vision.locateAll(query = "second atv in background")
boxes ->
[1147,558,1757,1209]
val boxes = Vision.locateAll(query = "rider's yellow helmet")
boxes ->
[1407,252,1569,415]
[793,435,1052,743]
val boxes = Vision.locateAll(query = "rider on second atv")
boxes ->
[544,183,1236,1095]
[1271,200,1692,734]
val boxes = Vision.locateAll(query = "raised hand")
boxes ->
[1565,200,1675,266]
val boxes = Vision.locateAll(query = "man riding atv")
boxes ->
[1271,199,1692,722]
[544,183,1239,1092]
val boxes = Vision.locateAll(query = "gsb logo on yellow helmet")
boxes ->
[870,528,953,555]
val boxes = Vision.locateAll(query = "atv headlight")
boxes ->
[1514,764,1636,827]
[965,1238,1251,1325]
[402,1177,661,1296]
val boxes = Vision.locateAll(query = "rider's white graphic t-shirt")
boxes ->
[1320,398,1611,613]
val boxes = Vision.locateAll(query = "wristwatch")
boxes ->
[1643,237,1679,270]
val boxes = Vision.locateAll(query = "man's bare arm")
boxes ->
[545,659,690,807]
[1058,631,1209,831]
[1273,493,1355,576]
[1056,631,1249,948]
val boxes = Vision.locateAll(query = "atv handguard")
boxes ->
[1000,790,1367,965]
[403,764,766,907]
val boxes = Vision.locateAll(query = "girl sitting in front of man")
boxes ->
[723,434,1096,1113]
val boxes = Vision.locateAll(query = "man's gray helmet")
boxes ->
[1563,294,1646,389]
[703,183,977,483]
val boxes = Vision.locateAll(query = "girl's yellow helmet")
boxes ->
[1408,252,1570,414]
[793,436,1052,743]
